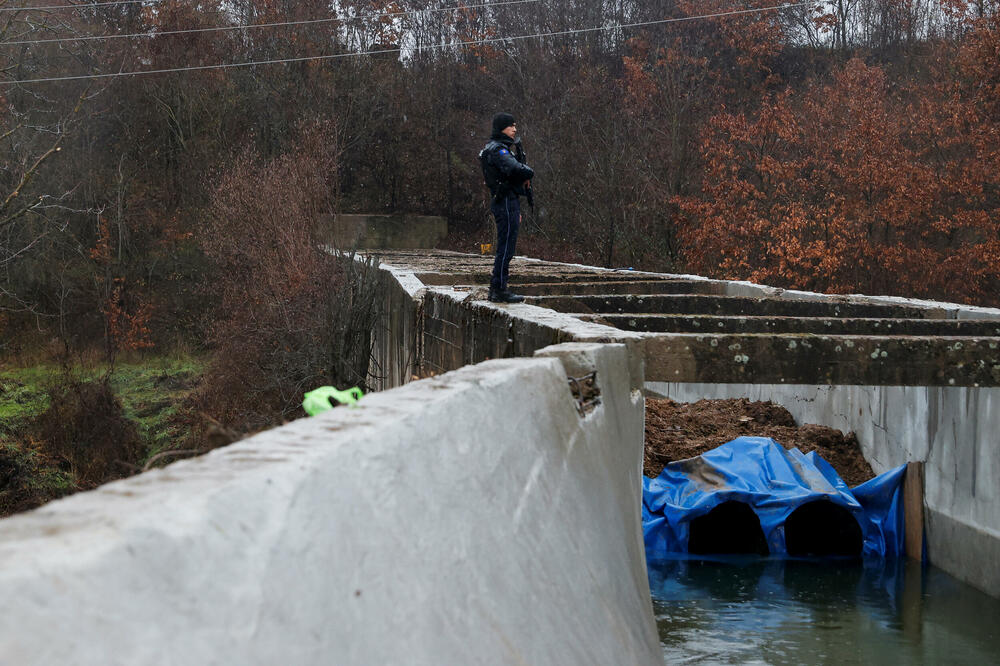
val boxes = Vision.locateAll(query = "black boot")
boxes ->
[489,288,524,304]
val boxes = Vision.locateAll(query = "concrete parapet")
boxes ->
[530,293,946,319]
[0,344,659,665]
[420,288,640,378]
[368,261,425,390]
[594,314,1000,337]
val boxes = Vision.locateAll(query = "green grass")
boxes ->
[0,354,205,459]
[0,368,52,439]
[109,356,203,457]
[0,354,205,516]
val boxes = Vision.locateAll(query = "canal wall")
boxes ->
[318,214,448,250]
[0,342,660,665]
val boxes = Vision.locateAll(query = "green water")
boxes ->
[648,557,1000,664]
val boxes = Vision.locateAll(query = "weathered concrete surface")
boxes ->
[530,294,945,319]
[592,314,1000,337]
[319,214,447,250]
[642,334,1000,387]
[650,381,1000,596]
[368,261,424,390]
[421,288,642,379]
[514,280,702,296]
[0,344,660,665]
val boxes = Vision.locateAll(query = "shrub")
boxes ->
[36,377,142,488]
[195,121,381,434]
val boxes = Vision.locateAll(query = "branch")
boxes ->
[0,123,20,142]
[0,88,89,225]
[143,449,203,472]
[0,139,62,219]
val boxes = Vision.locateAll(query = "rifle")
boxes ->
[513,138,535,210]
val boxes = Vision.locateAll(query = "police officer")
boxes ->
[480,112,534,303]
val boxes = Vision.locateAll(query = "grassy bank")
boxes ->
[0,355,204,517]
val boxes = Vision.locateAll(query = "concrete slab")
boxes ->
[590,314,1000,337]
[642,334,1000,387]
[0,345,660,665]
[528,294,947,319]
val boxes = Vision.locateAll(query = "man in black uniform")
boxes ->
[479,112,534,303]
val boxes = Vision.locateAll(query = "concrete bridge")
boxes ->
[1,248,998,664]
[373,249,1000,600]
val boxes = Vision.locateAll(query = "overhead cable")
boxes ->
[1,0,161,11]
[1,2,816,85]
[0,0,541,46]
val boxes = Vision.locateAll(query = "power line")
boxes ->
[1,3,816,86]
[1,0,161,11]
[0,0,541,46]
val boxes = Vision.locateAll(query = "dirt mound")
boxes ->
[645,398,874,487]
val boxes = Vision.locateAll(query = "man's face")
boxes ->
[501,123,516,139]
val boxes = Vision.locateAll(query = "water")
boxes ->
[648,556,1000,664]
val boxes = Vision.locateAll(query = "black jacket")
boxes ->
[480,134,534,201]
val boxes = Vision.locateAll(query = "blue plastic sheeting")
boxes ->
[642,437,906,558]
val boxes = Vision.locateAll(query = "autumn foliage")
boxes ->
[678,22,1000,304]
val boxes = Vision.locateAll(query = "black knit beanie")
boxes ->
[492,112,515,135]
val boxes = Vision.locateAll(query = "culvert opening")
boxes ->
[784,500,863,557]
[688,501,769,555]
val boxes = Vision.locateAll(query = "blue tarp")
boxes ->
[642,437,906,558]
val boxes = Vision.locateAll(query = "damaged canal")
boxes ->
[648,556,1000,664]
[643,399,1000,663]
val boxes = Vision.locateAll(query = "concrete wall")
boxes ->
[368,263,424,390]
[650,380,1000,597]
[421,289,640,376]
[319,214,447,250]
[0,343,660,666]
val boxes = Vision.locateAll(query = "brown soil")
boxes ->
[645,398,874,487]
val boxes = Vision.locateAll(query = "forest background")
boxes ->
[1,0,998,512]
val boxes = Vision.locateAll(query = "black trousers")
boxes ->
[490,194,520,292]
